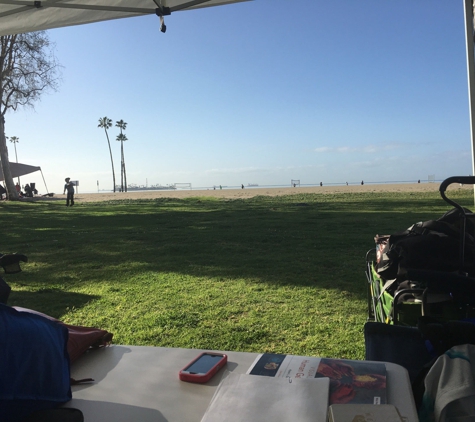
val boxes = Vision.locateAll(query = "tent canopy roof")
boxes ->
[0,161,40,181]
[0,0,251,36]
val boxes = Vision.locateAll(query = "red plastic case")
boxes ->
[179,352,227,383]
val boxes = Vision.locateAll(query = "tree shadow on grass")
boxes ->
[0,192,469,310]
[6,289,99,319]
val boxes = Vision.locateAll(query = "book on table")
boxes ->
[328,404,404,422]
[247,353,387,405]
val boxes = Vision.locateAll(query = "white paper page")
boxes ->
[201,373,330,422]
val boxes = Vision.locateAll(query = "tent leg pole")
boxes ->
[40,170,49,194]
[463,0,475,206]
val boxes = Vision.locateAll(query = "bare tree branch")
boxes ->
[0,32,61,200]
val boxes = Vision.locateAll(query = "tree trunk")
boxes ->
[120,141,124,192]
[105,130,116,193]
[123,159,127,192]
[0,117,19,200]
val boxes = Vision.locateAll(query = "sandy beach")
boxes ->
[44,182,472,203]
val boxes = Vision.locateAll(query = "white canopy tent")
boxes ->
[0,0,251,35]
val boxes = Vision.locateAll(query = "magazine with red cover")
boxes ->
[247,354,386,405]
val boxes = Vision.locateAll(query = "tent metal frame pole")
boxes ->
[463,0,475,205]
[40,169,49,194]
[0,1,156,15]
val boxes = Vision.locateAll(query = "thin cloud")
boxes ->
[206,167,268,175]
[205,164,318,175]
[314,147,332,153]
[315,143,405,154]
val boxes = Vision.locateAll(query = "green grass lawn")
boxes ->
[1,189,472,360]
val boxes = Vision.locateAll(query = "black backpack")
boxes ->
[376,207,475,283]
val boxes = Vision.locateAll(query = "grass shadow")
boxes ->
[6,289,100,319]
[1,191,467,298]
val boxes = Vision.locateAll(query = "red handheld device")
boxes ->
[179,352,227,383]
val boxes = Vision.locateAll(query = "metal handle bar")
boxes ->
[439,176,475,217]
[439,176,475,192]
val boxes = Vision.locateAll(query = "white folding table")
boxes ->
[65,345,418,421]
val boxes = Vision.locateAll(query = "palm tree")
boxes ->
[98,117,116,193]
[115,120,127,192]
[7,136,19,184]
[116,133,128,192]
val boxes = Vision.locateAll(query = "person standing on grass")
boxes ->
[63,177,75,206]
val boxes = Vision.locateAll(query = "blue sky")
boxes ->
[4,0,473,193]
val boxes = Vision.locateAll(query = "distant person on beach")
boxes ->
[346,182,348,186]
[320,182,323,187]
[241,184,244,189]
[361,180,364,185]
[63,177,75,206]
